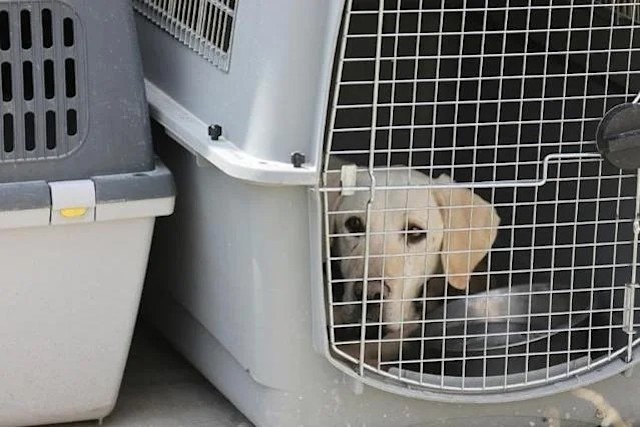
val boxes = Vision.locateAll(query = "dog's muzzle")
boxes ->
[353,280,390,301]
[352,280,390,328]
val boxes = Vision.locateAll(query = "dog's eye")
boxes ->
[406,224,426,244]
[345,216,365,234]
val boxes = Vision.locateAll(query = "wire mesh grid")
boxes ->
[321,0,640,395]
[132,0,237,71]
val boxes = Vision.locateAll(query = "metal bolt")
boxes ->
[291,152,306,168]
[208,124,223,141]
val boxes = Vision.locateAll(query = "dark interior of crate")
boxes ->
[328,1,640,377]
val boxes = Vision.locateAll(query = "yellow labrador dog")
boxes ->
[325,158,500,367]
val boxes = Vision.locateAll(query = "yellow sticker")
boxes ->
[60,207,88,218]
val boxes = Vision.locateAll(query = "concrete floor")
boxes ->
[54,323,252,427]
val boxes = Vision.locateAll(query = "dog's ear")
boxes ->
[432,175,500,290]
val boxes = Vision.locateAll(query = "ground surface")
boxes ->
[54,323,252,427]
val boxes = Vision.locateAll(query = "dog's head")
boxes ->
[328,166,500,332]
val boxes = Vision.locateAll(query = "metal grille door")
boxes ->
[322,0,640,399]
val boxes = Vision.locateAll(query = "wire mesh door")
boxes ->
[322,0,640,398]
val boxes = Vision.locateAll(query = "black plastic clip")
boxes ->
[291,152,306,168]
[208,124,223,141]
[596,102,640,170]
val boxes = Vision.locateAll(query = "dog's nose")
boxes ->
[353,281,390,301]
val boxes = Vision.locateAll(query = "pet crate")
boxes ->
[139,0,640,426]
[0,1,174,426]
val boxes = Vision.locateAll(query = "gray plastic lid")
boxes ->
[0,0,154,183]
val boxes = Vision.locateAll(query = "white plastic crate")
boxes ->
[138,0,640,426]
[0,1,174,425]
[0,211,170,426]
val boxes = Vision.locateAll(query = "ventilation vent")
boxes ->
[133,0,238,72]
[0,2,87,162]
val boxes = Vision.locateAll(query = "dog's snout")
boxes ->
[353,281,390,301]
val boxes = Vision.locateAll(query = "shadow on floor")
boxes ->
[53,322,253,427]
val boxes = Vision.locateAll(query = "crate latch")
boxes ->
[623,282,639,363]
[340,164,357,196]
[623,282,638,334]
[49,180,96,225]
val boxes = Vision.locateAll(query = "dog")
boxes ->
[324,158,500,367]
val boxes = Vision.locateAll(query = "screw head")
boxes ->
[208,124,223,141]
[291,152,306,168]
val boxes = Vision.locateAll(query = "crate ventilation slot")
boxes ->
[0,1,87,162]
[133,0,238,72]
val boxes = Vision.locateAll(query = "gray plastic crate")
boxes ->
[138,1,640,426]
[0,1,174,426]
